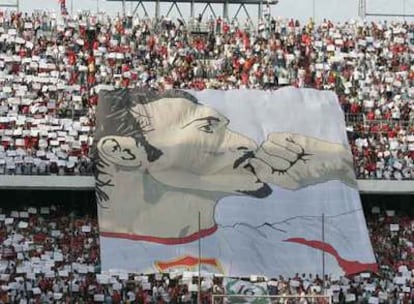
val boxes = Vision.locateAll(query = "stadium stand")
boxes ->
[0,11,412,178]
[0,192,412,303]
[0,8,413,303]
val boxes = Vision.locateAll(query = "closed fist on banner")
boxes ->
[249,132,357,190]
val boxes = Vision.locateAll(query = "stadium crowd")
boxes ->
[0,203,413,303]
[0,11,412,178]
[0,8,412,304]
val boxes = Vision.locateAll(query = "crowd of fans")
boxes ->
[0,203,413,303]
[0,10,413,178]
[0,9,413,304]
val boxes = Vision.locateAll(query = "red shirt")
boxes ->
[367,111,375,120]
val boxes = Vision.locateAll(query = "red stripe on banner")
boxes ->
[284,238,378,276]
[155,255,221,272]
[100,225,218,245]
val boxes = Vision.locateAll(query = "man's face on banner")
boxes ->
[98,97,272,198]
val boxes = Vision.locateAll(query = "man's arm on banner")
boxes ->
[250,132,357,189]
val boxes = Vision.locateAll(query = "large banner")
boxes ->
[93,88,377,277]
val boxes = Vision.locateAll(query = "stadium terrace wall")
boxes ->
[0,176,412,194]
[107,0,278,4]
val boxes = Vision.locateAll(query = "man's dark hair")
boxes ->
[92,88,200,203]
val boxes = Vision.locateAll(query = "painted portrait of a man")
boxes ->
[93,88,376,276]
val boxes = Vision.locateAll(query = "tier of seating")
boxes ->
[0,203,412,303]
[0,11,413,178]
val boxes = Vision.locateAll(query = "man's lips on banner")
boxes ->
[155,255,223,273]
[233,151,255,170]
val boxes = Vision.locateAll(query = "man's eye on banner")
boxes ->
[93,88,376,277]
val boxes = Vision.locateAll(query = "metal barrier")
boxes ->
[344,113,364,125]
[344,114,414,133]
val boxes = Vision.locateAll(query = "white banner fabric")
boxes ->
[94,87,377,277]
